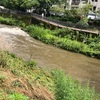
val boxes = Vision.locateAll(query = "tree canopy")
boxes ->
[0,0,67,13]
[0,0,39,11]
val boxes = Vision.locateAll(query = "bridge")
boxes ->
[0,9,99,35]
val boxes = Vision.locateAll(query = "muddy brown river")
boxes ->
[0,24,100,93]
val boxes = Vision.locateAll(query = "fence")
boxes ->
[0,9,99,34]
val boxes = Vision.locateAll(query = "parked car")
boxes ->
[87,13,100,20]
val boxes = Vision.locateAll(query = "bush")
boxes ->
[8,93,28,100]
[75,18,89,29]
[25,25,100,58]
[66,21,74,27]
[52,69,95,100]
[25,60,37,70]
[0,17,16,25]
[0,16,25,28]
[1,16,100,58]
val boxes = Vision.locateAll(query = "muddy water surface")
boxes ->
[0,24,100,93]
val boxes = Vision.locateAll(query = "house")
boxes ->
[67,0,88,9]
[67,0,100,11]
[88,0,100,11]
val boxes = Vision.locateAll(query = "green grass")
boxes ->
[25,25,100,59]
[52,69,95,100]
[0,16,25,27]
[0,15,100,99]
[0,51,54,99]
[8,93,28,100]
[0,15,100,58]
[0,51,98,100]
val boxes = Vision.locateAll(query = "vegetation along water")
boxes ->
[0,16,100,99]
[0,51,99,100]
[0,16,100,59]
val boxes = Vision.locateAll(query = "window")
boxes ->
[93,6,96,11]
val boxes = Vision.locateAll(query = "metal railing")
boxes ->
[0,9,99,34]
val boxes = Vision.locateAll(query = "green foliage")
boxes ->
[25,24,100,58]
[11,69,19,76]
[0,89,7,100]
[0,0,38,11]
[50,5,64,14]
[0,15,99,58]
[17,21,26,28]
[8,93,28,100]
[75,18,89,29]
[0,16,16,25]
[52,69,95,100]
[25,25,53,40]
[0,51,99,100]
[0,16,25,28]
[25,60,37,69]
[1,0,64,14]
[0,51,23,68]
[0,51,8,67]
[0,75,6,83]
[61,9,80,23]
[78,4,92,16]
[11,80,23,88]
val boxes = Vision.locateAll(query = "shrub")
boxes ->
[0,51,8,67]
[75,18,89,29]
[0,17,16,25]
[0,75,6,83]
[52,69,95,100]
[25,25,100,58]
[25,60,37,70]
[17,21,26,28]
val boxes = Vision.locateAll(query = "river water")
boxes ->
[0,24,100,93]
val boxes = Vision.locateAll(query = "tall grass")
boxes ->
[0,16,25,27]
[0,51,97,100]
[8,93,28,100]
[0,15,100,58]
[52,69,95,100]
[25,25,100,58]
[0,16,99,99]
[0,51,54,99]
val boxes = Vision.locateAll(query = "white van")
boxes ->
[87,13,100,20]
[87,14,96,20]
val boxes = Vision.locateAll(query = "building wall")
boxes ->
[89,0,100,11]
[68,0,100,11]
[68,0,88,9]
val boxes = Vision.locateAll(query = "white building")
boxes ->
[88,0,100,11]
[67,0,88,9]
[68,0,100,11]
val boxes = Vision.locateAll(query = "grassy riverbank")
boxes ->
[0,16,100,99]
[0,51,98,100]
[25,25,100,59]
[0,16,100,59]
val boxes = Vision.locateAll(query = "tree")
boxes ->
[0,0,39,11]
[34,0,51,14]
[78,4,92,17]
[35,0,68,15]
[0,0,68,14]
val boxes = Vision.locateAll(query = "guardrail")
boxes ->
[0,9,99,34]
[31,13,99,34]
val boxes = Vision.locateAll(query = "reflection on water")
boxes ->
[0,24,100,93]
